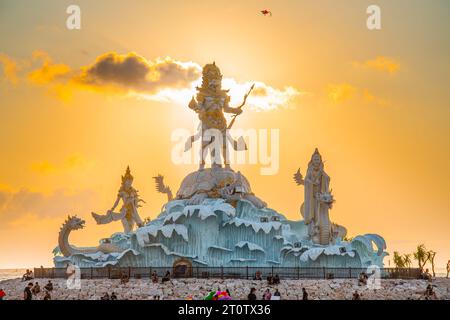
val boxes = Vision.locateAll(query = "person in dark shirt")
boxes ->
[302,287,308,300]
[266,273,273,285]
[110,292,118,300]
[253,271,262,280]
[274,289,281,297]
[162,271,171,283]
[352,290,361,300]
[151,271,158,283]
[247,287,257,300]
[32,282,41,295]
[101,292,110,300]
[273,274,280,284]
[24,283,33,300]
[44,280,53,292]
[43,291,51,300]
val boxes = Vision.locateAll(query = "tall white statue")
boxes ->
[185,62,253,170]
[92,166,144,233]
[294,148,346,245]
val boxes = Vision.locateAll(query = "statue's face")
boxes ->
[124,178,133,188]
[312,154,322,169]
[208,78,220,91]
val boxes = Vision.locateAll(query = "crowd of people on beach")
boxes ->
[0,262,446,300]
[22,280,53,300]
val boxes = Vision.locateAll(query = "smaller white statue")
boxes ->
[92,166,144,233]
[294,148,346,245]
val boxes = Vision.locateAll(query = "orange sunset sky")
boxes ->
[0,0,449,269]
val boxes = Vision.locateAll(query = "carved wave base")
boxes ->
[54,198,387,268]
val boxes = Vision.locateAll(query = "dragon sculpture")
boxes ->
[153,174,173,202]
[58,215,123,257]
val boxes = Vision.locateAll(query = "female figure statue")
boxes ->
[92,166,144,233]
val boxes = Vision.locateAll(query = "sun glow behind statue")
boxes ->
[134,77,302,111]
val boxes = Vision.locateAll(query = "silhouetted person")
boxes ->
[22,269,33,281]
[352,291,361,300]
[248,288,257,300]
[253,271,262,280]
[302,287,308,300]
[32,282,41,295]
[120,274,129,285]
[358,272,368,286]
[162,271,171,283]
[266,273,273,285]
[44,280,53,292]
[424,284,437,300]
[43,291,51,300]
[274,289,281,298]
[24,283,33,300]
[101,292,110,300]
[273,274,280,284]
[151,271,158,283]
[110,292,117,300]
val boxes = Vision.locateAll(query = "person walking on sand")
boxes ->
[0,288,6,300]
[24,283,33,300]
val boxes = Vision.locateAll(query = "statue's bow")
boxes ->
[227,83,255,129]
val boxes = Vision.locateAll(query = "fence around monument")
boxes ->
[34,266,422,280]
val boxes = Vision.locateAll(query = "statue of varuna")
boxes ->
[92,166,144,233]
[185,62,253,170]
[294,149,347,245]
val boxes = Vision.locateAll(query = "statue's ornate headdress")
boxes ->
[198,62,227,92]
[121,166,134,183]
[203,61,222,80]
[308,148,323,169]
[311,148,322,161]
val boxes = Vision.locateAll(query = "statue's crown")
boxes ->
[313,148,321,158]
[202,61,222,80]
[121,166,134,183]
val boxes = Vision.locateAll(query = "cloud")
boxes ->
[362,88,390,106]
[27,50,71,84]
[6,50,303,110]
[75,52,201,94]
[73,52,301,110]
[0,188,98,228]
[26,50,73,101]
[0,53,20,84]
[30,154,90,175]
[352,56,400,74]
[327,83,357,103]
[326,83,390,106]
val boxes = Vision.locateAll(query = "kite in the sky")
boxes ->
[261,9,272,17]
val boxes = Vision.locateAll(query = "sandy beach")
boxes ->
[1,277,449,300]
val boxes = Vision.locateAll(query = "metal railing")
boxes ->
[34,266,422,280]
